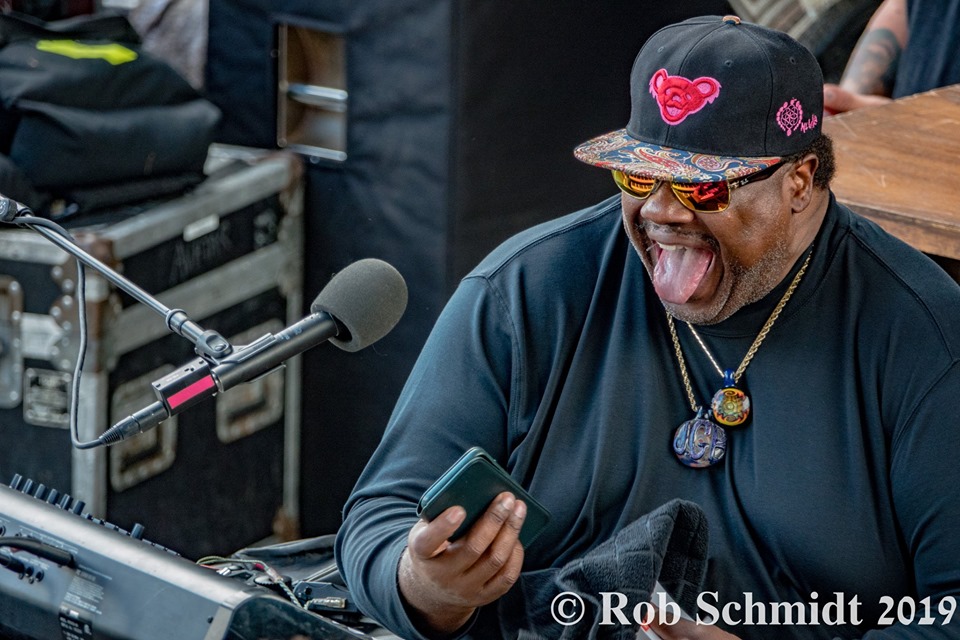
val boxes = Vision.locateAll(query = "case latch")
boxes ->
[0,276,24,408]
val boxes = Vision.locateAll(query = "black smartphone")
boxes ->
[417,447,551,547]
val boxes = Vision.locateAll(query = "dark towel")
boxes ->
[498,499,710,639]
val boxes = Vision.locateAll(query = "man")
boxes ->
[824,0,960,113]
[336,15,960,639]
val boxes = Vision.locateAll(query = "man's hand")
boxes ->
[823,0,907,115]
[823,83,893,115]
[647,612,741,640]
[398,491,527,635]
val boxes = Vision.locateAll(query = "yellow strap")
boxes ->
[35,40,138,65]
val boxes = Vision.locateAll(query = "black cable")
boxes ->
[12,215,97,449]
[0,536,75,567]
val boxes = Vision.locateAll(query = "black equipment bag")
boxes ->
[10,99,218,188]
[0,11,220,212]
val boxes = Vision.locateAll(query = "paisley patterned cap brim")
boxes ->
[573,128,782,183]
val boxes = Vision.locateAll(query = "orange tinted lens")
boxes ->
[613,171,657,200]
[671,180,730,212]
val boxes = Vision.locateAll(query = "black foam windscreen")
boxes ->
[310,258,408,353]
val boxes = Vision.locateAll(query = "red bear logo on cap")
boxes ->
[649,68,721,125]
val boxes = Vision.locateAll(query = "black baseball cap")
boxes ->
[574,15,824,183]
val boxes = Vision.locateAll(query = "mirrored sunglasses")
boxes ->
[612,161,785,213]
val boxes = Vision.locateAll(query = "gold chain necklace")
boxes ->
[667,248,813,468]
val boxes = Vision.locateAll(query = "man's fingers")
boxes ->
[457,492,517,560]
[824,83,854,114]
[648,615,700,639]
[649,611,740,640]
[409,491,527,590]
[478,499,525,576]
[483,541,524,595]
[823,83,893,114]
[399,493,527,621]
[408,505,466,559]
[482,502,525,592]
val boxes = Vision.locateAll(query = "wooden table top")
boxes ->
[823,84,960,261]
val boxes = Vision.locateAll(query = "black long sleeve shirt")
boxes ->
[336,194,960,639]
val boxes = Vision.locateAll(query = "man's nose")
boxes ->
[638,183,697,226]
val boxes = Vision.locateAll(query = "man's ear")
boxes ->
[787,153,819,213]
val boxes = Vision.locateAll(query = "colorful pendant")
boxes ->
[711,369,750,427]
[673,408,727,468]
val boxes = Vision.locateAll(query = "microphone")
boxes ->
[98,258,408,446]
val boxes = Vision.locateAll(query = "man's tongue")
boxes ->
[653,246,713,304]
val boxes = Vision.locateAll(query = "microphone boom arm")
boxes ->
[3,197,407,451]
[17,216,233,360]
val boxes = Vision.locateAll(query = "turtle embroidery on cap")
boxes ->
[776,98,819,136]
[649,68,721,125]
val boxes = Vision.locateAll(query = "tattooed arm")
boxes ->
[824,0,909,114]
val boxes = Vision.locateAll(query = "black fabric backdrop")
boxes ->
[205,0,732,537]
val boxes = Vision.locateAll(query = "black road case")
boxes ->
[0,147,304,559]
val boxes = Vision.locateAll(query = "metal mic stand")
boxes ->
[0,199,235,448]
[13,214,233,361]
